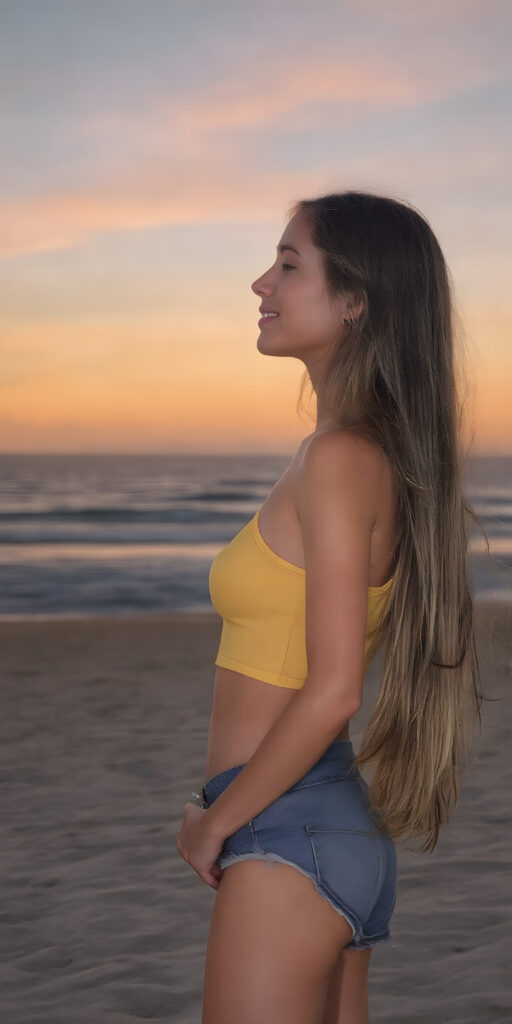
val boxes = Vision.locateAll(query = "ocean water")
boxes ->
[0,452,510,618]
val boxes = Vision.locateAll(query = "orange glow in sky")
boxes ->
[1,2,510,454]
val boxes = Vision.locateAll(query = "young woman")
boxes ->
[176,191,483,1024]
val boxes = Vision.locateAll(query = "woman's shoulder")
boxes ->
[296,427,392,523]
[299,426,387,475]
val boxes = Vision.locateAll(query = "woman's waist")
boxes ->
[205,665,351,780]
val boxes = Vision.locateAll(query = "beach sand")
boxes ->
[1,602,511,1023]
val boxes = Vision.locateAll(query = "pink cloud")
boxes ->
[1,49,507,259]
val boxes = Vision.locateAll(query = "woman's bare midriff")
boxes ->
[204,666,350,781]
[203,430,397,784]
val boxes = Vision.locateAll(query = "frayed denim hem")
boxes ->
[345,931,398,951]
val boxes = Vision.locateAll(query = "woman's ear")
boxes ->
[340,290,365,326]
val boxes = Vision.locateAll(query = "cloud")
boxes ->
[0,176,283,259]
[1,44,509,259]
[1,126,508,261]
[166,59,420,135]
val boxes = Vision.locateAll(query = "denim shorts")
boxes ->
[201,738,398,951]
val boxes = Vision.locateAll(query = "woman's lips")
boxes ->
[258,314,279,328]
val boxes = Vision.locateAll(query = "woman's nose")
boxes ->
[251,274,273,296]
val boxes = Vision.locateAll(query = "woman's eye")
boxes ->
[282,263,296,271]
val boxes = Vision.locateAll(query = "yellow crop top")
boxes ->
[208,508,395,690]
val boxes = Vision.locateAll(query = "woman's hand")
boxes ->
[176,802,225,890]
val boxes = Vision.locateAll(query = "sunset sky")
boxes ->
[2,0,511,455]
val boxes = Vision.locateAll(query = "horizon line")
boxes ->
[1,449,511,459]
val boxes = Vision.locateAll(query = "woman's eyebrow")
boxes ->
[277,243,301,257]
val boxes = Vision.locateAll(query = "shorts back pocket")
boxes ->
[305,824,383,925]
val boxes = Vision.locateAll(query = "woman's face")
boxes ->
[251,210,349,363]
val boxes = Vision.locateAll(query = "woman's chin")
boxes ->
[257,338,282,356]
[257,328,284,352]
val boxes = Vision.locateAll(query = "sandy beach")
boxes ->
[1,601,511,1023]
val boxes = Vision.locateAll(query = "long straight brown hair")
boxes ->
[291,190,486,853]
